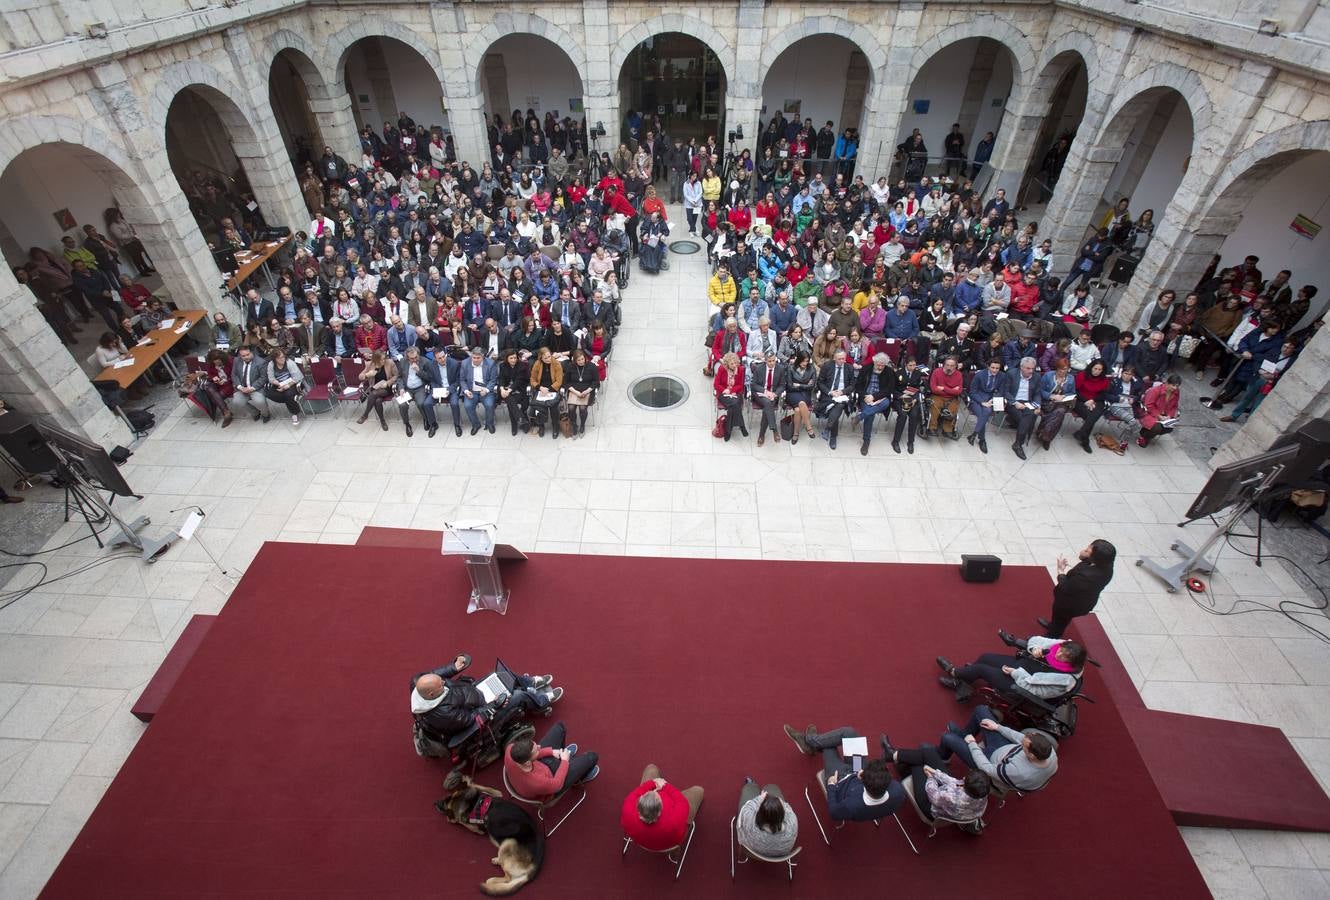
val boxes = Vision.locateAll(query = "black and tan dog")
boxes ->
[437,771,545,895]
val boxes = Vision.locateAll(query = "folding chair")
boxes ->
[304,357,338,415]
[334,358,366,414]
[622,821,696,880]
[501,765,589,837]
[730,816,801,882]
[184,356,205,374]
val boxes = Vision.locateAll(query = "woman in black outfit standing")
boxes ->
[1041,539,1116,637]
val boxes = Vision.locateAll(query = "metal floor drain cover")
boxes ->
[628,374,690,410]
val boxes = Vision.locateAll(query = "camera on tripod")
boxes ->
[589,121,606,140]
[726,125,744,144]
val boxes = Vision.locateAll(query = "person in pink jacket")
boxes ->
[1137,374,1181,447]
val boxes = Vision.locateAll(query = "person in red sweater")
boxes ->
[755,194,780,225]
[354,314,387,354]
[1008,271,1042,318]
[621,764,703,852]
[1071,359,1112,452]
[503,721,599,799]
[727,203,752,236]
[785,258,809,286]
[926,355,965,439]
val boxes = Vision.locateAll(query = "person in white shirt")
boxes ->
[307,209,335,241]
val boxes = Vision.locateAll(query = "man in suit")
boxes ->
[321,317,356,358]
[749,350,787,447]
[243,288,274,327]
[462,294,490,336]
[407,290,439,328]
[854,352,897,456]
[229,346,270,422]
[584,290,615,331]
[550,291,585,334]
[782,724,904,822]
[396,346,440,438]
[967,357,1004,454]
[459,346,499,435]
[1004,356,1042,459]
[817,349,854,450]
[489,288,524,333]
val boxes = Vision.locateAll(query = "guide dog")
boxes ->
[437,771,544,895]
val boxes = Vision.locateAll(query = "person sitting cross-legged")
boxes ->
[853,352,898,456]
[937,706,1058,793]
[880,735,990,823]
[781,723,904,821]
[935,635,1086,702]
[504,721,600,800]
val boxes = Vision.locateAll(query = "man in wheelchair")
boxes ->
[935,634,1086,703]
[411,654,563,753]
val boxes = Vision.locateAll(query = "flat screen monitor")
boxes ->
[34,422,136,498]
[1184,445,1302,520]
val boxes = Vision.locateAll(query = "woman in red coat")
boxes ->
[1137,374,1181,447]
[1071,359,1112,452]
[713,351,748,441]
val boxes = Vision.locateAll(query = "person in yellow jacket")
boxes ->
[708,265,738,314]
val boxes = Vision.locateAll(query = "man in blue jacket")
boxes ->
[782,724,904,822]
[951,268,985,316]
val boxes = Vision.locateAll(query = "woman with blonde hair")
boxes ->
[355,350,399,430]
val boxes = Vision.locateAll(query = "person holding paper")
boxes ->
[411,656,558,742]
[1135,374,1181,448]
[460,346,499,435]
[966,357,1004,454]
[815,349,853,450]
[1003,357,1042,460]
[781,724,904,821]
[528,347,564,439]
[396,346,441,438]
[1221,339,1297,423]
[94,331,130,368]
[264,349,306,425]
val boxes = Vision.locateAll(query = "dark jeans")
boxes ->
[819,398,849,436]
[892,745,947,818]
[938,705,1008,766]
[807,726,862,779]
[969,400,994,439]
[860,396,892,441]
[503,392,529,433]
[400,385,437,428]
[1009,405,1038,446]
[537,721,598,790]
[956,653,1021,694]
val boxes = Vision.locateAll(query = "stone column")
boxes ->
[221,27,312,233]
[724,0,764,157]
[306,84,363,162]
[580,0,617,165]
[0,277,129,447]
[432,2,490,169]
[1213,323,1330,467]
[869,2,925,179]
[88,62,227,315]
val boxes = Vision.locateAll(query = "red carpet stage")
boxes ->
[43,542,1210,898]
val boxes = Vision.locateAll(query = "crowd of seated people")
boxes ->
[699,142,1321,457]
[183,135,656,439]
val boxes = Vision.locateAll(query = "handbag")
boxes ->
[558,410,573,438]
[1175,334,1200,359]
[779,414,795,441]
[711,413,727,439]
[1096,433,1126,455]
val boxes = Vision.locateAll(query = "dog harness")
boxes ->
[466,794,493,827]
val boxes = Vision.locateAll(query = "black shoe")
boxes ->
[428,426,437,438]
[538,425,546,437]
[880,733,895,760]
[454,425,463,436]
[948,431,960,441]
[936,656,956,677]
[261,415,271,423]
[907,443,914,454]
[1080,437,1093,453]
[1013,443,1026,460]
[978,438,988,454]
[967,433,976,445]
[860,441,869,456]
[405,425,414,437]
[1039,438,1051,451]
[938,674,960,690]
[471,425,481,435]
[892,442,901,454]
[828,434,837,450]
[487,424,495,434]
[998,629,1021,648]
[1036,616,1052,630]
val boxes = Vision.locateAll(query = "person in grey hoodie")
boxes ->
[937,705,1058,792]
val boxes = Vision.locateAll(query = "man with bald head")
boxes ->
[410,655,561,741]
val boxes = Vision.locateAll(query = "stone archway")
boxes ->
[263,28,363,165]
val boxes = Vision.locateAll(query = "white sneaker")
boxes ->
[291,414,300,425]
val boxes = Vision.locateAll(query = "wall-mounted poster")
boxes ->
[913,99,931,114]
[569,98,583,113]
[53,208,76,231]
[1290,214,1321,239]
[783,99,801,117]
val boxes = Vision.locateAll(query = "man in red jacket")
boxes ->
[926,355,964,439]
[1008,271,1042,318]
[621,764,704,851]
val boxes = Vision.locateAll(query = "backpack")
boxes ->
[412,717,448,758]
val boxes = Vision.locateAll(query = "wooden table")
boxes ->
[226,236,292,292]
[92,309,208,388]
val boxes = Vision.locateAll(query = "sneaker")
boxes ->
[526,674,553,689]
[880,733,895,760]
[544,687,564,703]
[782,723,813,755]
[291,415,300,425]
[564,742,578,756]
[578,764,601,784]
[936,655,956,676]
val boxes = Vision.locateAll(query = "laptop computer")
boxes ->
[475,658,519,704]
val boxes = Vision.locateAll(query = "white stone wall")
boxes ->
[1,0,1329,452]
